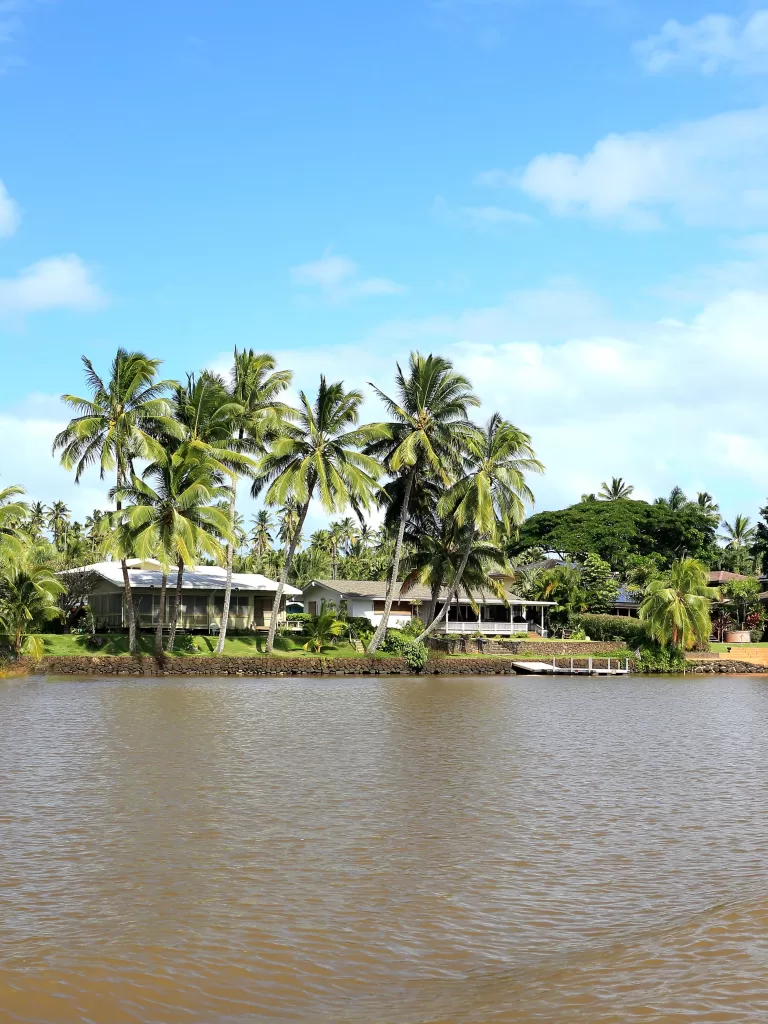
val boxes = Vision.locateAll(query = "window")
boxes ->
[213,594,252,618]
[181,595,209,627]
[90,593,123,626]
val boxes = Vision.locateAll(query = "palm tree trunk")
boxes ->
[265,499,311,656]
[155,572,167,659]
[215,481,237,654]
[367,468,414,653]
[416,534,474,642]
[116,464,137,655]
[166,558,185,652]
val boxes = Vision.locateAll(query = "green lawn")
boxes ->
[710,642,768,651]
[41,633,382,659]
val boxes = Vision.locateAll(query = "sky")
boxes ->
[2,0,768,532]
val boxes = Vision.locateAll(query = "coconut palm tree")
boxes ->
[302,606,345,653]
[655,486,688,512]
[365,353,479,652]
[47,500,71,551]
[598,477,634,501]
[53,350,180,653]
[542,565,589,625]
[277,499,302,548]
[0,485,30,562]
[719,513,756,550]
[215,351,292,652]
[416,413,543,641]
[639,557,713,650]
[26,501,47,541]
[250,510,274,560]
[112,449,232,655]
[252,376,384,655]
[0,558,64,659]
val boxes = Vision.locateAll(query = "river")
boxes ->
[1,673,768,1022]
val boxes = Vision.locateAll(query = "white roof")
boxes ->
[62,560,301,596]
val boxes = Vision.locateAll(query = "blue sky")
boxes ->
[2,0,768,528]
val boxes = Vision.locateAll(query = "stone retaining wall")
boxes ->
[685,659,768,674]
[428,637,628,657]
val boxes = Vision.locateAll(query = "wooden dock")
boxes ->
[512,658,630,676]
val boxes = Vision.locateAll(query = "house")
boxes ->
[302,579,555,636]
[64,559,302,633]
[608,585,641,617]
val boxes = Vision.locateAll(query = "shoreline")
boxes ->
[3,654,767,678]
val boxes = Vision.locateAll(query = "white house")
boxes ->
[302,579,555,636]
[65,559,302,633]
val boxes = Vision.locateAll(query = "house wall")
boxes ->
[301,585,414,627]
[87,583,284,632]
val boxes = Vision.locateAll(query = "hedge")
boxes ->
[570,613,648,646]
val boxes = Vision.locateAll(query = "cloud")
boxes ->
[0,255,108,316]
[484,106,768,228]
[290,253,404,304]
[635,10,768,76]
[0,179,20,236]
[432,195,534,229]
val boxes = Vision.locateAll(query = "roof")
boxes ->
[305,579,555,606]
[708,571,750,583]
[62,561,301,596]
[613,585,641,607]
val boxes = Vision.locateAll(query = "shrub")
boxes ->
[84,634,105,650]
[570,613,647,646]
[403,641,429,671]
[636,642,686,673]
[346,616,374,643]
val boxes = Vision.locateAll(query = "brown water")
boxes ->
[2,674,768,1023]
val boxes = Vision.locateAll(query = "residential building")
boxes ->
[64,559,301,633]
[302,579,555,636]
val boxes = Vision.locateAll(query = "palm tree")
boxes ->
[277,499,302,548]
[655,486,688,512]
[53,350,180,653]
[215,351,292,652]
[598,477,634,501]
[250,510,274,560]
[0,558,64,659]
[416,413,543,641]
[112,449,232,655]
[365,353,479,652]
[639,558,713,650]
[252,376,384,655]
[697,492,719,515]
[335,516,359,556]
[542,565,589,625]
[0,485,30,561]
[719,513,756,549]
[26,501,47,541]
[302,606,345,653]
[47,500,71,551]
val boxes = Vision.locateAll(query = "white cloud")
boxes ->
[0,180,20,236]
[489,106,768,228]
[0,255,108,316]
[635,10,768,75]
[432,194,534,228]
[290,253,404,304]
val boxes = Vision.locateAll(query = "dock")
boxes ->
[512,658,630,676]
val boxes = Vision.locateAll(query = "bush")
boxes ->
[346,616,374,643]
[636,642,686,673]
[84,634,105,650]
[403,641,429,671]
[570,613,647,646]
[287,612,312,625]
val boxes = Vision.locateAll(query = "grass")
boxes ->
[710,641,768,651]
[41,633,385,659]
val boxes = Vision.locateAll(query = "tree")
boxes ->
[542,565,589,627]
[719,514,756,549]
[0,485,29,562]
[0,559,63,659]
[112,448,232,655]
[655,486,688,512]
[26,501,48,541]
[53,350,180,653]
[365,353,479,652]
[580,552,619,612]
[639,558,713,650]
[416,413,542,641]
[253,376,384,655]
[302,607,345,653]
[598,477,634,501]
[696,492,720,522]
[511,499,718,571]
[250,510,274,560]
[216,350,292,653]
[47,500,71,551]
[720,577,761,631]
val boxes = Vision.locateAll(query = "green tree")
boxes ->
[26,501,47,541]
[0,559,63,659]
[0,485,30,562]
[365,353,480,652]
[112,449,232,654]
[253,376,384,655]
[720,577,762,630]
[302,606,345,653]
[53,349,180,653]
[416,413,542,641]
[580,552,619,612]
[598,477,634,500]
[47,500,71,552]
[719,513,756,550]
[542,565,589,627]
[250,510,274,561]
[639,558,713,650]
[216,350,292,652]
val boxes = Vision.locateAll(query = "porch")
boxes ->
[433,599,552,637]
[438,620,547,636]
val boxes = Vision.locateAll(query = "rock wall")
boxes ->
[428,637,628,657]
[685,659,768,674]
